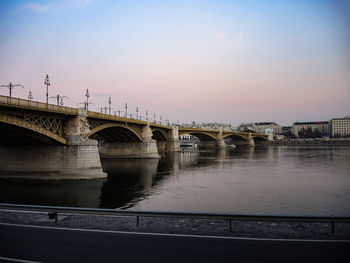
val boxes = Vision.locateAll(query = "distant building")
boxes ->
[292,121,329,138]
[253,122,282,135]
[282,126,293,138]
[330,116,350,137]
[182,122,232,131]
[236,123,255,132]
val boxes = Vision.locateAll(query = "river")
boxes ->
[0,146,349,216]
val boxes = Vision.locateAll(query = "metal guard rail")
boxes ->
[1,203,349,234]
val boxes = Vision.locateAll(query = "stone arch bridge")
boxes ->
[0,95,268,179]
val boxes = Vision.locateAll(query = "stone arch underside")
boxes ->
[152,129,168,141]
[0,116,66,145]
[223,134,248,141]
[88,123,142,142]
[252,135,267,142]
[179,132,217,141]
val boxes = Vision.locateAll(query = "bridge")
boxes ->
[0,95,268,179]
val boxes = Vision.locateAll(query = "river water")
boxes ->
[0,146,349,216]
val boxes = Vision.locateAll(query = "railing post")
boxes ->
[331,222,335,234]
[136,216,140,227]
[48,211,58,223]
[229,219,232,232]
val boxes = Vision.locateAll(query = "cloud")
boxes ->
[231,42,248,48]
[19,2,53,12]
[213,33,227,39]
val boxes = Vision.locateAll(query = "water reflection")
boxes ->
[100,159,159,208]
[0,178,105,208]
[0,146,349,216]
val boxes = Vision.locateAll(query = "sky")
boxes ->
[0,0,349,126]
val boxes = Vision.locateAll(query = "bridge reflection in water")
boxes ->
[0,149,243,209]
[0,146,349,216]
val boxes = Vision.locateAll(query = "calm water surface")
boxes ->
[0,146,349,216]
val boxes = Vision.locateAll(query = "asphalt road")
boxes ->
[0,223,349,263]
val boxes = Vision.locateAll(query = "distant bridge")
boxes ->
[0,95,268,179]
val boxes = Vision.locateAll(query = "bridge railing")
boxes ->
[0,95,78,115]
[0,203,348,235]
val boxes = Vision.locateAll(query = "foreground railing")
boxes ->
[1,203,349,234]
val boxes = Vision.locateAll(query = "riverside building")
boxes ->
[292,121,329,137]
[253,122,282,135]
[330,116,350,137]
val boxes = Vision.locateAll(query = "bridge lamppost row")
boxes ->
[0,82,24,98]
[44,74,50,104]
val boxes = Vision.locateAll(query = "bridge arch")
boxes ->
[223,134,248,141]
[152,128,168,141]
[0,114,66,145]
[88,123,142,142]
[252,135,267,142]
[179,131,217,141]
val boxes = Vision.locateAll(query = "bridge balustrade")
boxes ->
[0,95,78,115]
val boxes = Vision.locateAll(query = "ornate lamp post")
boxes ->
[28,91,33,100]
[85,89,90,110]
[50,94,68,106]
[44,74,50,104]
[108,97,112,114]
[0,82,24,98]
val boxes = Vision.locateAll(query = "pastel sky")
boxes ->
[0,0,349,126]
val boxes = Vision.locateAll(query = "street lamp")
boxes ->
[136,106,139,119]
[125,102,128,118]
[44,74,50,104]
[85,89,90,110]
[0,82,24,98]
[28,91,33,100]
[50,94,68,106]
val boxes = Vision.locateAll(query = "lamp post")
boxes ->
[85,89,90,110]
[50,94,68,106]
[146,110,148,122]
[44,74,50,104]
[108,97,112,114]
[28,91,33,100]
[136,106,139,119]
[125,102,128,118]
[0,82,24,98]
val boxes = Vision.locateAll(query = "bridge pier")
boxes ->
[99,124,160,159]
[0,109,106,180]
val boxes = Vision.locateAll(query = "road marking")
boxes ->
[0,256,42,263]
[0,222,349,243]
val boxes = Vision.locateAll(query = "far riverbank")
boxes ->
[262,138,350,146]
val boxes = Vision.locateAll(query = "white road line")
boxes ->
[0,222,349,243]
[0,256,42,263]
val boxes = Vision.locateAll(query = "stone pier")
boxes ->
[0,109,106,180]
[99,124,160,159]
[157,127,181,153]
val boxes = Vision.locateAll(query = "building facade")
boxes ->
[253,122,282,135]
[292,121,329,138]
[330,116,350,137]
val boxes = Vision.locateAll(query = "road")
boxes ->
[0,223,349,263]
